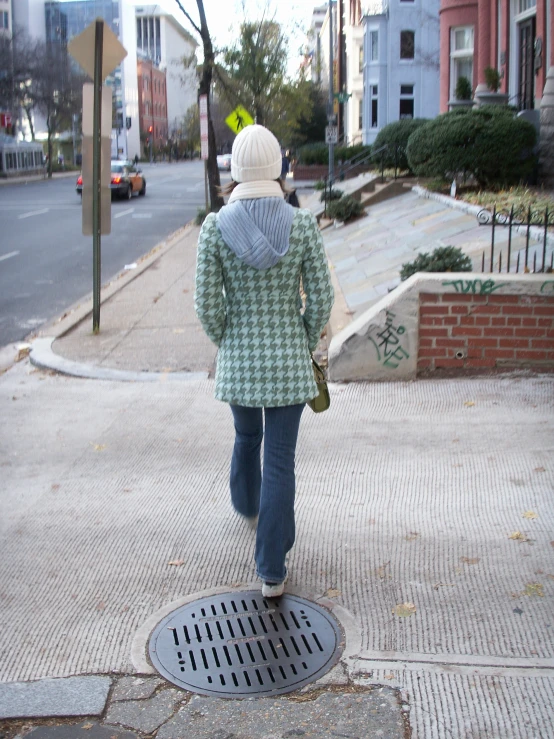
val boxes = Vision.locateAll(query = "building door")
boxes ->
[518,17,535,110]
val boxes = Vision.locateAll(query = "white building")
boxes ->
[343,1,365,144]
[303,4,328,84]
[134,4,198,135]
[362,0,440,143]
[10,1,196,158]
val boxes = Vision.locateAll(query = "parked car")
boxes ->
[217,153,231,171]
[76,160,146,200]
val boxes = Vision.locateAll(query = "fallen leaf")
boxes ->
[464,401,475,407]
[522,583,544,598]
[508,531,528,541]
[551,542,554,548]
[81,723,95,730]
[375,562,391,580]
[460,556,480,565]
[173,328,185,334]
[325,588,341,598]
[90,443,106,452]
[513,607,524,615]
[405,532,419,541]
[433,582,454,590]
[96,601,105,611]
[168,559,185,567]
[522,511,538,520]
[51,483,60,491]
[384,673,395,679]
[534,467,546,473]
[393,602,416,617]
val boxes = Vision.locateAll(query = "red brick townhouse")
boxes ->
[137,55,169,147]
[439,0,552,111]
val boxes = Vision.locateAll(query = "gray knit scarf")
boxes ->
[217,197,296,270]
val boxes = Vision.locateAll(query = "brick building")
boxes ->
[439,0,552,111]
[137,56,168,148]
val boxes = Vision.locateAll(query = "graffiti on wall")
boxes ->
[368,311,410,369]
[442,278,508,295]
[540,281,554,294]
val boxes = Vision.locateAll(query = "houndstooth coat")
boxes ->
[194,208,334,408]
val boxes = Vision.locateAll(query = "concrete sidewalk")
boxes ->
[1,190,553,738]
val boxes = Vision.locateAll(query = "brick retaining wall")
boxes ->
[418,293,554,373]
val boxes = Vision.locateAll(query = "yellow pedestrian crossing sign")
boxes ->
[225,105,254,134]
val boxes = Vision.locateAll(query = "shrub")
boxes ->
[400,246,473,281]
[406,106,537,188]
[326,195,364,222]
[320,188,343,202]
[313,179,326,191]
[297,143,328,165]
[335,144,372,162]
[373,119,428,171]
[297,143,372,166]
[195,208,207,226]
[455,76,472,101]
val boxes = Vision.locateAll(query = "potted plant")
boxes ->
[449,76,474,110]
[484,66,501,92]
[475,67,509,106]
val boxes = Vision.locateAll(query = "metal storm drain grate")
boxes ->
[148,591,344,697]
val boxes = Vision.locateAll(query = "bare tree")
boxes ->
[30,41,83,177]
[0,27,38,138]
[174,0,223,211]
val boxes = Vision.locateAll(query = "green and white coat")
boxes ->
[195,208,334,408]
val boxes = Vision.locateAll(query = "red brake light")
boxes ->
[77,176,82,185]
[111,176,122,184]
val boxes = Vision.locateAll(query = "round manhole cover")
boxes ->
[148,591,344,697]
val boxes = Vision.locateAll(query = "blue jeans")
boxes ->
[230,404,305,583]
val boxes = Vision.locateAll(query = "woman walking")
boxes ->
[195,124,334,597]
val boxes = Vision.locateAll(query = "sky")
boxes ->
[131,0,325,76]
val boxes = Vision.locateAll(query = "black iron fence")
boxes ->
[477,205,554,273]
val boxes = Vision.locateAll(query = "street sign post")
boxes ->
[68,19,127,334]
[325,125,338,144]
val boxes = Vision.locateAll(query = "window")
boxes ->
[371,85,378,127]
[359,99,363,130]
[450,26,474,99]
[400,84,414,119]
[1,11,9,29]
[400,31,415,60]
[518,0,536,11]
[369,30,378,62]
[359,46,363,73]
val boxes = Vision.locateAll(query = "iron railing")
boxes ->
[322,144,405,212]
[477,205,554,273]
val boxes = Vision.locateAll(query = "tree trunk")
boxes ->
[47,118,53,179]
[196,0,224,211]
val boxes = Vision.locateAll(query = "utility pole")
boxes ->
[328,0,335,185]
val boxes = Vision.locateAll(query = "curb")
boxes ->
[30,338,208,383]
[413,185,554,248]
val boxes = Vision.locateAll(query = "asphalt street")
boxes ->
[0,160,208,348]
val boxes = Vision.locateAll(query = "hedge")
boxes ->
[297,143,372,166]
[406,105,537,188]
[400,246,473,281]
[372,119,429,171]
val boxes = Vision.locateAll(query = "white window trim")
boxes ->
[449,26,474,100]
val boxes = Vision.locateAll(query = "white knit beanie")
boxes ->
[231,124,282,183]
